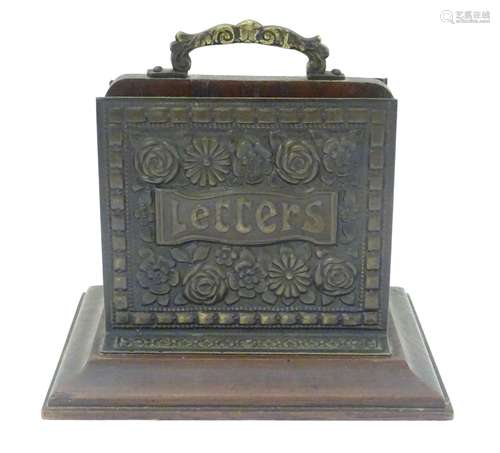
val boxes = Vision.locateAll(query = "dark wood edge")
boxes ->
[405,292,454,419]
[42,287,453,421]
[43,404,452,421]
[41,291,86,419]
[105,75,393,98]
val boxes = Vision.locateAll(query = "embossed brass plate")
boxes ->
[98,97,396,353]
[155,190,338,246]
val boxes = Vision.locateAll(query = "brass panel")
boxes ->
[97,97,396,351]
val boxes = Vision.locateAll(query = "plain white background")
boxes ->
[1,0,499,450]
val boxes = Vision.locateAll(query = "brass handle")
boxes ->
[148,20,344,80]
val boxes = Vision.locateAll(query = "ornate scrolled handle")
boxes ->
[148,20,344,80]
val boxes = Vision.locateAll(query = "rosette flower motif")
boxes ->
[183,264,228,305]
[263,249,315,306]
[184,137,231,187]
[321,131,358,176]
[137,251,179,306]
[227,250,266,299]
[134,138,179,184]
[314,257,357,305]
[233,137,272,184]
[275,138,319,185]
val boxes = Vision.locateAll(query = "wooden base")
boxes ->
[42,286,452,420]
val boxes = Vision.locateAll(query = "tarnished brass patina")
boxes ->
[43,20,452,420]
[148,20,343,80]
[98,94,394,354]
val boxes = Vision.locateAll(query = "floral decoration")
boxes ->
[227,249,266,300]
[183,263,228,305]
[136,246,358,309]
[262,248,316,306]
[134,138,179,184]
[132,130,362,187]
[321,131,359,176]
[131,129,363,311]
[232,136,272,184]
[136,249,179,306]
[314,255,357,305]
[274,138,319,185]
[184,137,231,187]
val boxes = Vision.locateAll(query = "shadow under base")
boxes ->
[42,286,452,420]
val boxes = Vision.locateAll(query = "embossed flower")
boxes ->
[321,131,358,176]
[228,250,266,299]
[275,139,319,184]
[314,257,356,297]
[262,250,315,306]
[183,264,228,305]
[134,138,179,184]
[184,137,231,187]
[137,252,179,306]
[215,246,238,267]
[233,137,272,184]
